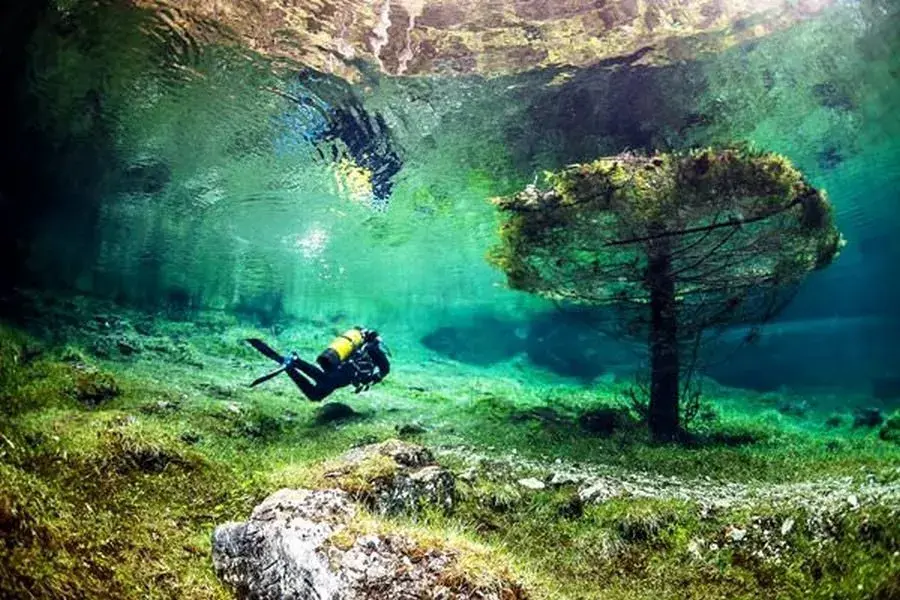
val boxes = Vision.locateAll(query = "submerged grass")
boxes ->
[442,390,900,483]
[0,315,898,599]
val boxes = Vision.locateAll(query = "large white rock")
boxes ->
[212,488,525,600]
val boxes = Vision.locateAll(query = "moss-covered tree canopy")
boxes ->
[490,147,845,326]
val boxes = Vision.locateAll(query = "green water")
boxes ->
[1,1,899,599]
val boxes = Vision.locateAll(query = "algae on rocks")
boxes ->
[318,439,456,515]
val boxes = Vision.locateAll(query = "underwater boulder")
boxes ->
[852,407,884,429]
[320,439,455,515]
[577,407,634,436]
[211,488,527,600]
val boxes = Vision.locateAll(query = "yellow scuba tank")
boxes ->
[317,328,365,370]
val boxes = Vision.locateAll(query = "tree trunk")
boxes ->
[647,251,680,441]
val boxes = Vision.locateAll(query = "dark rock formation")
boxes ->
[577,407,633,436]
[853,407,884,429]
[316,402,362,424]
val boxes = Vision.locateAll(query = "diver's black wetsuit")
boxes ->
[285,340,390,401]
[246,332,390,402]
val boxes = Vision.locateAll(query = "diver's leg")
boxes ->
[284,367,325,401]
[285,359,337,401]
[291,357,328,382]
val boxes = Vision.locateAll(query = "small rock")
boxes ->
[548,472,582,488]
[687,538,703,559]
[396,423,428,437]
[199,381,235,399]
[776,397,808,418]
[316,402,361,424]
[557,494,583,519]
[709,543,719,551]
[578,478,620,504]
[847,494,859,509]
[577,407,631,435]
[852,407,884,428]
[824,413,845,428]
[726,527,747,542]
[780,517,795,535]
[517,477,546,491]
[330,440,455,514]
[72,365,121,407]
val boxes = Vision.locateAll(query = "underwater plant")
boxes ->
[489,146,844,440]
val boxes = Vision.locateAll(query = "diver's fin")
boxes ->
[250,367,286,387]
[246,338,284,363]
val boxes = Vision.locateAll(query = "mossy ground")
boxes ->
[1,294,898,599]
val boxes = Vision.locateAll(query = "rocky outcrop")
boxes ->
[133,0,835,79]
[322,439,456,514]
[212,488,526,600]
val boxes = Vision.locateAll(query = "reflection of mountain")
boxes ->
[136,0,835,78]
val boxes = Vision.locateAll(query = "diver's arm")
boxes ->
[369,341,390,380]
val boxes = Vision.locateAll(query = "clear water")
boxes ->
[4,0,897,394]
[2,2,900,598]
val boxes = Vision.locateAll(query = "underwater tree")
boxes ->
[489,147,845,441]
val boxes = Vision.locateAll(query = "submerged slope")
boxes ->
[1,290,899,599]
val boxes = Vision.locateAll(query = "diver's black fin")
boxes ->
[246,338,284,364]
[250,367,286,387]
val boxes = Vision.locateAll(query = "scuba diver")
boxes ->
[246,327,390,401]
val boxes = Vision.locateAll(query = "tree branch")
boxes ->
[603,200,801,248]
